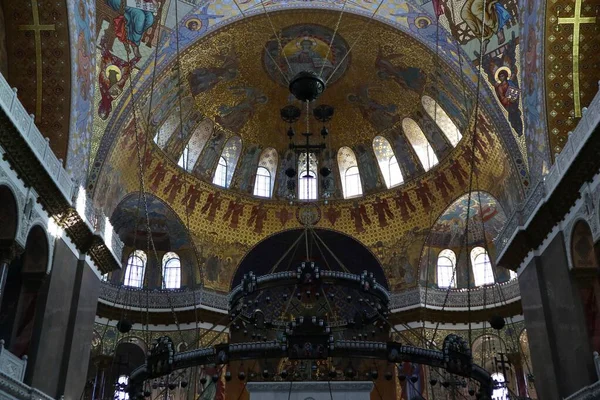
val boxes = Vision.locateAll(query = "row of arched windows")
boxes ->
[154,96,462,199]
[436,247,517,289]
[123,250,181,289]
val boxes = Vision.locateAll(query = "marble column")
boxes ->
[246,381,374,400]
[519,232,597,399]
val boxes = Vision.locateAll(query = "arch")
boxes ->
[177,144,190,170]
[162,252,181,289]
[112,341,147,380]
[186,119,214,171]
[298,152,318,200]
[253,166,272,198]
[231,229,389,289]
[571,220,600,352]
[215,136,242,188]
[402,118,439,171]
[124,250,147,288]
[0,185,19,240]
[422,95,462,147]
[419,191,508,288]
[436,249,456,288]
[1,225,49,358]
[337,146,362,198]
[571,220,598,269]
[213,156,228,187]
[372,136,403,188]
[471,246,494,286]
[152,96,195,149]
[255,148,278,198]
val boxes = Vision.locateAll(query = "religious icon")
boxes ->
[216,87,268,133]
[375,45,427,94]
[263,24,350,86]
[106,0,160,59]
[187,47,238,96]
[461,0,511,50]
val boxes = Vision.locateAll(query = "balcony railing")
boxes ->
[0,72,124,265]
[98,278,520,313]
[494,82,600,260]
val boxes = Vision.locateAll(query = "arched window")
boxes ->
[402,118,439,171]
[337,147,362,198]
[254,167,271,198]
[437,249,457,288]
[298,152,318,200]
[345,166,363,198]
[124,250,147,288]
[215,136,242,188]
[213,156,228,187]
[162,252,181,289]
[255,148,278,198]
[491,373,508,400]
[373,136,403,188]
[152,98,195,148]
[177,144,190,169]
[114,375,129,400]
[471,247,494,286]
[186,119,214,171]
[422,96,462,147]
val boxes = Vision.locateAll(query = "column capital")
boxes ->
[0,239,23,264]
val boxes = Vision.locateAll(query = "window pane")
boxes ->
[253,167,271,197]
[373,136,403,188]
[388,156,403,187]
[471,247,494,286]
[213,157,228,187]
[437,249,457,288]
[115,375,129,400]
[177,145,190,169]
[299,171,318,200]
[124,251,146,288]
[298,153,318,200]
[422,95,463,147]
[345,166,363,198]
[162,253,181,289]
[402,118,439,171]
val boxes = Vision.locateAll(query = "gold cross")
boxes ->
[558,0,597,118]
[18,0,55,118]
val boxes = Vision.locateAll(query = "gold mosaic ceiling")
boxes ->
[176,10,464,150]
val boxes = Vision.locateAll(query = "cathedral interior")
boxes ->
[0,0,599,399]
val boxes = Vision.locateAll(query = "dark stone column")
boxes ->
[0,239,21,310]
[27,238,79,396]
[59,257,101,400]
[519,232,597,399]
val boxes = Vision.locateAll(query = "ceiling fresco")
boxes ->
[87,0,529,190]
[92,103,524,292]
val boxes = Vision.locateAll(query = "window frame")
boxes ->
[471,247,495,286]
[298,170,318,201]
[124,251,146,288]
[253,166,272,198]
[162,252,181,290]
[344,165,363,198]
[213,156,228,188]
[437,253,457,289]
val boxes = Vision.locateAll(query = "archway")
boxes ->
[9,225,49,360]
[0,185,20,347]
[230,228,389,290]
[570,220,600,352]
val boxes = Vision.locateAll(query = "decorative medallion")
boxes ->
[296,203,322,226]
[263,24,350,87]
